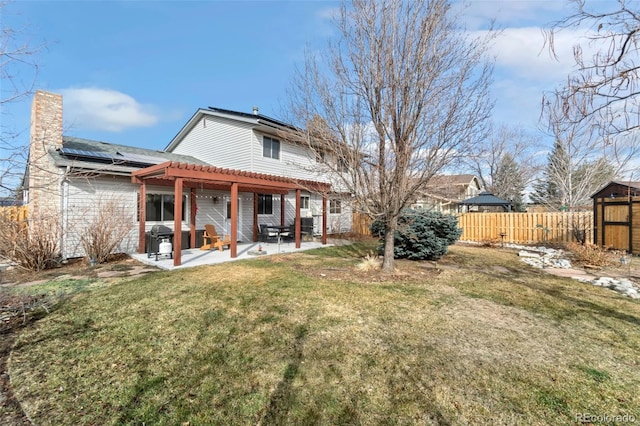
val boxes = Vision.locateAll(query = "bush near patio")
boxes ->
[371,209,462,260]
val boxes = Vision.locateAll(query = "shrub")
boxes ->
[370,210,462,260]
[80,198,134,264]
[0,211,61,271]
[356,253,381,271]
[565,242,616,267]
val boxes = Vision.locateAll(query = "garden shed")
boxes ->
[591,181,640,255]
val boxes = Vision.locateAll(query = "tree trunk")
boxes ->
[381,220,396,273]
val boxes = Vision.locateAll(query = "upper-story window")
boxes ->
[301,195,310,209]
[337,157,348,172]
[330,199,342,214]
[263,136,280,160]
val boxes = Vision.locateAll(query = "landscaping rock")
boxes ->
[518,250,540,258]
[511,244,640,300]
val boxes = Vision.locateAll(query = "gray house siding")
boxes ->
[251,132,326,182]
[170,116,254,170]
[63,176,139,259]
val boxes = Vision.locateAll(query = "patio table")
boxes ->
[267,225,289,253]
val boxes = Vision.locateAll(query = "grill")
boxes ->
[148,225,174,261]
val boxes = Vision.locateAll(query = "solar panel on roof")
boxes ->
[116,152,166,165]
[60,147,168,167]
[60,147,118,161]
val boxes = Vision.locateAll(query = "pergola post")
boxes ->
[173,178,183,267]
[280,193,286,226]
[231,182,238,257]
[295,189,301,248]
[322,195,327,245]
[190,187,196,249]
[253,192,258,242]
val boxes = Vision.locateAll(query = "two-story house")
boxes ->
[25,91,352,266]
[411,174,482,214]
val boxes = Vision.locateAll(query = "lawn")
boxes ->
[7,243,640,425]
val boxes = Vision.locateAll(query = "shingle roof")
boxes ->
[207,107,296,130]
[427,174,479,186]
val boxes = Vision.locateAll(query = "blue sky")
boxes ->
[3,0,597,152]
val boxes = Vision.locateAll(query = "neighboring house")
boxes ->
[25,91,352,265]
[411,174,482,214]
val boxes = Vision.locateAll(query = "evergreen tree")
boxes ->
[531,140,567,209]
[532,139,615,210]
[492,153,527,211]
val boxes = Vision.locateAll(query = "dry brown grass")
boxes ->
[7,243,640,425]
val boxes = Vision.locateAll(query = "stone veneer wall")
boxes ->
[28,90,63,219]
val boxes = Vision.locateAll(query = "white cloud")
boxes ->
[460,0,569,30]
[316,6,339,21]
[59,87,159,132]
[480,27,593,83]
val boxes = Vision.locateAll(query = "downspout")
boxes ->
[60,166,70,261]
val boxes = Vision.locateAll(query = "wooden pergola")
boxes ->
[132,161,331,266]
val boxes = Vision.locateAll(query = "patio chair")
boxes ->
[282,224,295,242]
[201,224,221,250]
[259,224,278,243]
[213,234,232,252]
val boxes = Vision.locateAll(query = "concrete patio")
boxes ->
[130,239,333,271]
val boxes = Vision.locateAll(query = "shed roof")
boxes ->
[591,180,640,199]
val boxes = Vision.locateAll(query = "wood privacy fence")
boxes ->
[352,211,594,245]
[458,212,593,245]
[0,206,28,222]
[352,212,372,236]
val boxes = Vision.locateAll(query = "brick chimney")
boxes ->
[28,90,63,218]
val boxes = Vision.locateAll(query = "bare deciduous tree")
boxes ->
[284,0,495,272]
[466,125,540,210]
[1,1,42,197]
[533,93,617,210]
[544,0,640,157]
[80,197,135,264]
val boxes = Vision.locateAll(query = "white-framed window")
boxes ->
[301,195,310,209]
[139,194,186,222]
[337,157,348,172]
[330,199,342,214]
[263,136,280,159]
[258,194,273,214]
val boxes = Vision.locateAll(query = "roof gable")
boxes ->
[164,107,297,152]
